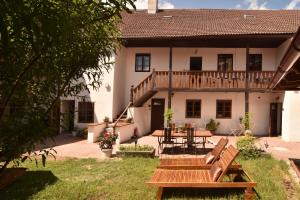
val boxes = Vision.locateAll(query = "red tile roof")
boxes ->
[120,9,300,38]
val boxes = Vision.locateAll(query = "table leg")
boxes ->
[202,137,207,149]
[157,137,162,154]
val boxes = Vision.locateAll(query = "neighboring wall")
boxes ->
[61,57,116,130]
[282,91,300,142]
[113,48,127,117]
[124,47,278,104]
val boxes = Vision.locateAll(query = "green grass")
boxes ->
[1,155,300,200]
[119,144,154,151]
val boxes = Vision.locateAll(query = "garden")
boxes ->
[1,154,300,200]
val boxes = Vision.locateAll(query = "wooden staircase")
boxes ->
[131,70,158,107]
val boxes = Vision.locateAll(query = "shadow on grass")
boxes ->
[161,147,213,155]
[0,170,58,200]
[163,188,245,199]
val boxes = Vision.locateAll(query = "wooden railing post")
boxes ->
[130,85,134,104]
[152,68,156,89]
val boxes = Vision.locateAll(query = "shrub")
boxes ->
[205,119,220,131]
[236,135,263,159]
[243,112,253,131]
[164,109,173,123]
[119,145,154,152]
[77,128,88,139]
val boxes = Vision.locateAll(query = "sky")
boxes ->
[134,0,300,10]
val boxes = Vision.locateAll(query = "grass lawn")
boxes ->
[1,155,300,200]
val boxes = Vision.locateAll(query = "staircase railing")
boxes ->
[131,69,156,103]
[113,102,133,134]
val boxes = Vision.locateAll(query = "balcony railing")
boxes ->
[132,70,275,104]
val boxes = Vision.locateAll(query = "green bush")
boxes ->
[205,119,220,131]
[77,128,88,139]
[236,135,263,159]
[119,145,154,152]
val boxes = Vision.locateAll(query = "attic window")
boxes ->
[243,14,256,19]
[162,15,172,19]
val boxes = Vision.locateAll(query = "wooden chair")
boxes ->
[161,127,174,154]
[147,145,256,200]
[159,137,228,169]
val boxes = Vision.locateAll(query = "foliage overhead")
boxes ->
[0,0,135,171]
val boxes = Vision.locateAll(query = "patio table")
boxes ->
[152,129,212,150]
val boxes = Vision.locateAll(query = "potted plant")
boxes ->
[72,126,78,136]
[164,108,173,127]
[126,117,133,123]
[243,112,253,135]
[77,128,88,139]
[205,119,220,134]
[98,132,118,158]
[103,116,110,123]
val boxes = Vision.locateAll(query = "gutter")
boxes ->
[269,27,300,90]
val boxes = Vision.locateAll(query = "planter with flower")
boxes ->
[98,132,118,158]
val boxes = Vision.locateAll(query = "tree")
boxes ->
[0,0,135,171]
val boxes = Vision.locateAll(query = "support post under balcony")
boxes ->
[245,46,250,114]
[168,47,173,109]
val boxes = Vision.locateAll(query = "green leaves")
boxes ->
[0,0,135,170]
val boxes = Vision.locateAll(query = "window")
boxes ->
[78,102,94,123]
[190,57,202,71]
[186,100,201,118]
[249,54,262,71]
[216,100,232,118]
[135,54,151,72]
[218,54,233,71]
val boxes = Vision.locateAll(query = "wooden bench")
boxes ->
[147,145,256,200]
[159,138,228,169]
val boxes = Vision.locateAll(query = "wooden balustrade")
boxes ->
[132,70,275,103]
[154,71,275,90]
[132,73,154,102]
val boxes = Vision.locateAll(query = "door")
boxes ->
[269,103,282,136]
[151,99,165,132]
[68,101,75,132]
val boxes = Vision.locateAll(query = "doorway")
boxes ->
[61,100,75,133]
[269,103,282,136]
[151,99,165,132]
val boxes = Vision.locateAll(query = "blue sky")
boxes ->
[135,0,300,10]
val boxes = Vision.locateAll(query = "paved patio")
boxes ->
[42,134,300,161]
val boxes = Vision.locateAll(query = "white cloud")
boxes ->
[235,4,242,9]
[159,0,175,9]
[245,0,269,10]
[134,0,175,9]
[286,0,300,9]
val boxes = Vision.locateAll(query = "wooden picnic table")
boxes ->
[152,129,213,149]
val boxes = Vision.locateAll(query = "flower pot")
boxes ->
[0,167,27,190]
[101,149,113,158]
[72,131,77,137]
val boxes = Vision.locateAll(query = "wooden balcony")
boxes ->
[131,70,275,106]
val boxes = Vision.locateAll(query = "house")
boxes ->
[60,0,300,142]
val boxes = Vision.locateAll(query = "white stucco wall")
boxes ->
[61,56,116,130]
[113,48,127,117]
[124,47,279,104]
[276,38,293,66]
[130,91,281,136]
[282,91,300,141]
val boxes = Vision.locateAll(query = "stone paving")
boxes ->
[43,134,300,161]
